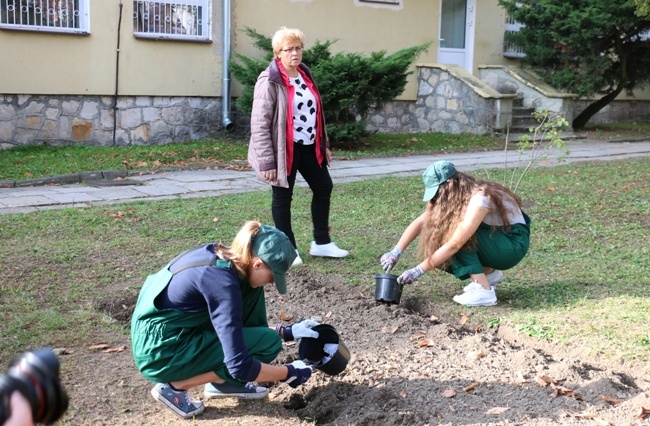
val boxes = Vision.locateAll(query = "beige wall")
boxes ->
[232,0,438,100]
[0,1,223,96]
[473,0,519,72]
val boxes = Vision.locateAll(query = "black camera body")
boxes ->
[0,348,69,425]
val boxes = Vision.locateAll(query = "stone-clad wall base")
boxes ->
[0,94,229,148]
[574,99,650,124]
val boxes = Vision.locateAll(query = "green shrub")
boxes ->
[230,27,430,145]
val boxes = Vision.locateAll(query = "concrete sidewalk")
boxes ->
[1,139,649,216]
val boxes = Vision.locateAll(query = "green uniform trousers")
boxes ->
[447,213,531,280]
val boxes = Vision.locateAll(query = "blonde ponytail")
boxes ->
[215,220,261,277]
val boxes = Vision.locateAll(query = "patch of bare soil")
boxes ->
[66,268,650,425]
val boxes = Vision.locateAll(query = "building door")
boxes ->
[437,0,476,73]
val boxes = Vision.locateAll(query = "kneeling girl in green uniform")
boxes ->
[131,221,317,419]
[380,161,531,307]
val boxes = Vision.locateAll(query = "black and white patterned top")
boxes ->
[289,73,317,145]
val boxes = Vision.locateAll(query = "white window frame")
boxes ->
[133,0,212,42]
[0,0,90,34]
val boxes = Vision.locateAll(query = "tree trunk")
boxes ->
[572,85,624,129]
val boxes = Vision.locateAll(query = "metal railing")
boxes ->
[0,0,89,34]
[133,0,211,41]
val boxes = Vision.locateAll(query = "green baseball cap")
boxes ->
[252,225,296,294]
[422,161,457,202]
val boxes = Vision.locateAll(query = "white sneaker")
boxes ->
[292,249,303,267]
[463,269,503,293]
[309,241,349,258]
[453,283,497,306]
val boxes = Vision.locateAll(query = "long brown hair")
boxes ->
[214,220,262,277]
[417,171,522,265]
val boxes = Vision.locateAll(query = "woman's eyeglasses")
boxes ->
[281,47,303,53]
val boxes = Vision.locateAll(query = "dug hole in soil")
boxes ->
[82,268,650,425]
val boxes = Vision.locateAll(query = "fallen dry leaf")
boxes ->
[546,187,556,191]
[212,217,219,223]
[536,374,557,387]
[325,311,333,318]
[463,383,478,392]
[400,389,407,398]
[279,310,294,321]
[415,339,435,348]
[103,345,126,353]
[88,344,110,350]
[486,407,510,415]
[601,395,620,405]
[551,384,580,400]
[442,388,456,398]
[635,406,650,420]
[459,314,469,326]
[410,332,426,341]
[429,315,439,322]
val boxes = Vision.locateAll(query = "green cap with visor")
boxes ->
[252,225,296,294]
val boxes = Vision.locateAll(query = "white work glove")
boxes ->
[283,319,320,342]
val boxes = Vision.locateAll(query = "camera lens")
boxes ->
[2,348,69,425]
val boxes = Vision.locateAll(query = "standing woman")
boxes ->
[380,161,531,306]
[248,27,349,266]
[131,221,317,419]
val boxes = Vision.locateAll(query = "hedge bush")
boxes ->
[230,27,429,145]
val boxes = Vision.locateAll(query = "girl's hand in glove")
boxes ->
[380,246,403,273]
[397,265,425,285]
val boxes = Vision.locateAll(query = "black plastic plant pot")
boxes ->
[374,273,403,304]
[298,324,350,376]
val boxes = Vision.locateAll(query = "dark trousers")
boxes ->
[272,143,333,248]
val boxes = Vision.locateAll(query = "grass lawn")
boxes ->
[0,152,648,365]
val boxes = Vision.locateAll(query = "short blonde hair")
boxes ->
[271,27,305,57]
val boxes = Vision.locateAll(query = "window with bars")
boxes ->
[504,13,525,58]
[133,0,211,42]
[0,0,89,34]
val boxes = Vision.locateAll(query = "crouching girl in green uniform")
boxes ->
[131,221,318,419]
[380,161,531,307]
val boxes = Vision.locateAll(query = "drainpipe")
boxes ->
[221,0,234,131]
[113,2,123,145]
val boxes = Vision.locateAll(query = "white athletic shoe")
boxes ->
[309,241,349,258]
[453,283,497,306]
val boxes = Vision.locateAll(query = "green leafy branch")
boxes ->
[504,110,570,193]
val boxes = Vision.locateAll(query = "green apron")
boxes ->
[130,253,282,385]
